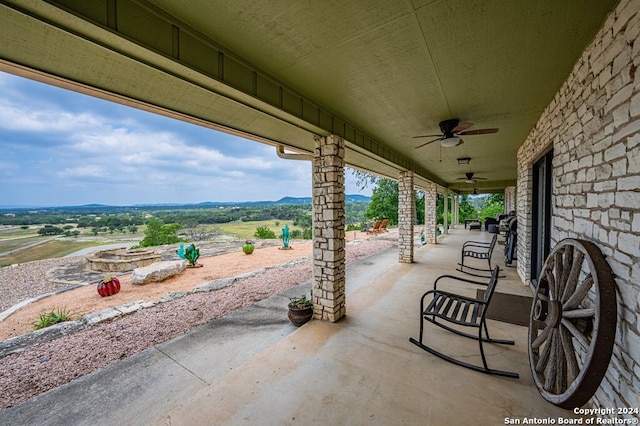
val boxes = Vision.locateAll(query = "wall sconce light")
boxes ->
[457,157,471,165]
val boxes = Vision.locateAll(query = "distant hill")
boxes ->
[0,195,370,211]
[275,194,370,204]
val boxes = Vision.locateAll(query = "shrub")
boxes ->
[254,225,276,239]
[33,307,73,330]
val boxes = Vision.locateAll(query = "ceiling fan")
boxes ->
[414,119,498,149]
[457,172,487,183]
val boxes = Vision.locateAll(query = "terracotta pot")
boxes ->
[287,305,313,327]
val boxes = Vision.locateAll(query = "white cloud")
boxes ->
[0,72,329,205]
[0,99,103,134]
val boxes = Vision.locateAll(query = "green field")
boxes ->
[216,220,302,240]
[0,220,304,266]
[0,240,118,266]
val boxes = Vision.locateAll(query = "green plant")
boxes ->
[254,225,276,239]
[33,307,73,330]
[288,294,312,309]
[176,243,200,266]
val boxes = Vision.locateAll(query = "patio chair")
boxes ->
[409,267,519,378]
[456,234,504,278]
[365,220,382,234]
[376,218,389,233]
[468,220,481,231]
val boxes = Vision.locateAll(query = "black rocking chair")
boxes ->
[409,267,519,378]
[456,233,504,278]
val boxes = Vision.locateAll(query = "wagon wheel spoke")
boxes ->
[561,251,584,303]
[543,330,558,391]
[559,324,579,385]
[554,329,567,394]
[561,318,590,351]
[532,323,553,350]
[535,328,554,373]
[562,308,595,319]
[563,274,593,311]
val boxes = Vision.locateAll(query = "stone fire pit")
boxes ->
[85,248,161,273]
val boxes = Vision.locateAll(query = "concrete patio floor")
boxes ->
[1,227,582,425]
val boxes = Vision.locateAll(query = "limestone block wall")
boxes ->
[424,182,437,244]
[312,135,346,322]
[398,171,414,263]
[517,0,640,409]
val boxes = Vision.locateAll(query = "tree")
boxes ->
[352,169,427,226]
[458,195,477,221]
[38,225,64,236]
[138,218,182,247]
[254,225,276,239]
[480,193,505,219]
[366,178,399,225]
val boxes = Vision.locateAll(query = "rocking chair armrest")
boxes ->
[462,241,492,248]
[433,274,490,291]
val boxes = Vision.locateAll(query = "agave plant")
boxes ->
[176,243,200,266]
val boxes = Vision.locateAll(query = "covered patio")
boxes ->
[1,0,638,416]
[0,229,578,424]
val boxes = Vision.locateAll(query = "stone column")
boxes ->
[312,135,346,322]
[452,194,458,227]
[398,171,414,263]
[504,186,516,213]
[424,182,437,244]
[443,190,449,234]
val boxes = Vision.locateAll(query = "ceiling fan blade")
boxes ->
[452,122,473,133]
[414,138,440,149]
[412,134,442,139]
[458,128,499,135]
[474,177,488,180]
[455,138,464,146]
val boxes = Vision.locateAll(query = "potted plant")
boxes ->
[243,239,255,254]
[420,230,426,245]
[287,293,313,326]
[97,276,121,297]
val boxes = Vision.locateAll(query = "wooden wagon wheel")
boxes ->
[528,239,616,409]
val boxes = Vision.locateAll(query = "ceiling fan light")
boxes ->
[457,157,471,165]
[440,136,460,147]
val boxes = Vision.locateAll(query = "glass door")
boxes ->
[531,150,553,286]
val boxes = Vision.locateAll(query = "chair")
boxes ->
[468,220,481,231]
[375,218,389,233]
[456,233,503,278]
[484,217,499,233]
[365,220,382,234]
[409,267,519,378]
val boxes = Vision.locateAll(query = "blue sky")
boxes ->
[0,72,369,207]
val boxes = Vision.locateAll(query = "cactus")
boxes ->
[282,224,290,249]
[184,243,200,266]
[177,243,200,266]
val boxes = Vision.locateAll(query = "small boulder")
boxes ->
[132,260,186,285]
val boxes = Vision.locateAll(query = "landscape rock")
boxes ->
[131,260,187,285]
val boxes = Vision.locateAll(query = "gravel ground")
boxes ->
[0,237,396,412]
[0,258,82,313]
